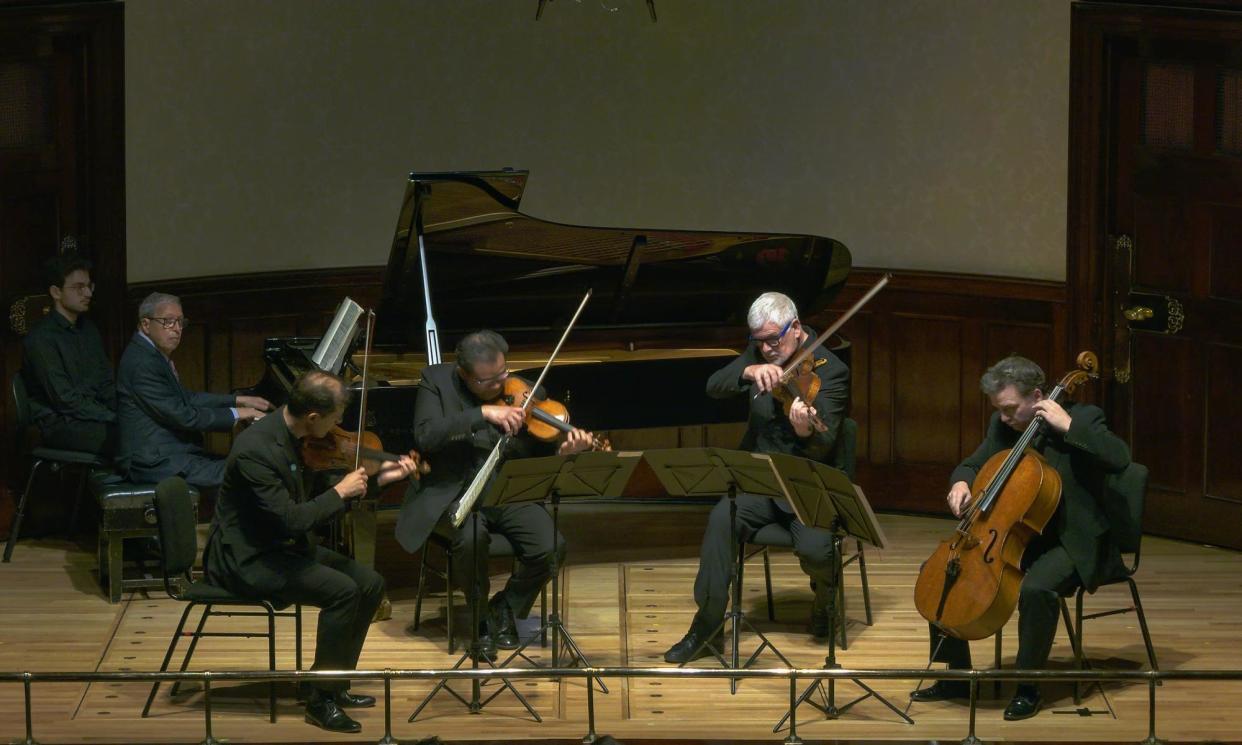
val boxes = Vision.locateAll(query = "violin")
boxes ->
[912,351,1099,640]
[301,425,430,479]
[771,357,830,432]
[492,376,611,452]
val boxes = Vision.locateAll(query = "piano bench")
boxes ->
[90,474,199,603]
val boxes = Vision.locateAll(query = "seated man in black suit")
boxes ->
[908,355,1131,721]
[21,254,117,455]
[116,292,271,487]
[395,330,597,658]
[663,291,850,663]
[204,369,418,733]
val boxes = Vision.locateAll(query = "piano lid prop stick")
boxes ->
[451,288,594,528]
[419,234,442,365]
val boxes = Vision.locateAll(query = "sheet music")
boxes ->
[312,297,365,374]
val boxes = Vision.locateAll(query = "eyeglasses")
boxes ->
[146,316,189,329]
[472,368,510,386]
[749,319,794,348]
[64,282,95,294]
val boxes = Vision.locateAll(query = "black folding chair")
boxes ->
[141,477,302,723]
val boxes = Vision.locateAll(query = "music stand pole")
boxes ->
[679,482,792,694]
[774,520,913,731]
[502,486,608,693]
[409,510,542,722]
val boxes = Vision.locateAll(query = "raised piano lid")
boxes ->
[375,170,851,349]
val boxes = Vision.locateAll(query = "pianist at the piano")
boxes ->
[395,330,595,658]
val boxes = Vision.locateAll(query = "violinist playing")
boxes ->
[909,356,1130,721]
[204,370,420,734]
[395,330,596,659]
[664,291,850,663]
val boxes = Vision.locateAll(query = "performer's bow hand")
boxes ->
[789,396,819,437]
[482,404,526,435]
[558,427,593,455]
[236,394,273,412]
[333,467,369,500]
[744,363,784,394]
[947,480,973,518]
[376,454,419,486]
[1031,399,1072,433]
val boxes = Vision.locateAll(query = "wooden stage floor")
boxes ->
[1,506,1240,744]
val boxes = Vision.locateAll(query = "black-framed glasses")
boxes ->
[64,281,95,293]
[472,368,510,386]
[749,319,794,348]
[146,316,189,329]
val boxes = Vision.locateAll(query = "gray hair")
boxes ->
[746,292,798,332]
[455,329,508,374]
[980,355,1045,397]
[138,292,181,322]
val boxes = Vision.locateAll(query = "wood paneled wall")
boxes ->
[124,267,1066,519]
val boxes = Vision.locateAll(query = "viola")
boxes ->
[912,351,1099,640]
[301,425,430,479]
[771,356,829,432]
[492,376,611,452]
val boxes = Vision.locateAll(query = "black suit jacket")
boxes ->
[950,403,1131,592]
[706,325,850,515]
[395,363,553,554]
[204,408,345,598]
[115,332,236,477]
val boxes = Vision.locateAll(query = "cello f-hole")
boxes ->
[982,529,999,564]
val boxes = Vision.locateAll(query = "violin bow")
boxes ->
[754,273,891,400]
[451,288,594,528]
[353,310,377,472]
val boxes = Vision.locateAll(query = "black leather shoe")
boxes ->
[468,633,498,663]
[304,696,362,733]
[334,690,376,708]
[663,629,723,664]
[1003,689,1041,720]
[489,594,520,650]
[909,681,970,702]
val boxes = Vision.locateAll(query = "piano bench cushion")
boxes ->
[90,473,200,530]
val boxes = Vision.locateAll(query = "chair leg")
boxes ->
[540,580,548,648]
[993,628,1003,698]
[105,533,124,603]
[1060,596,1084,704]
[760,546,770,623]
[856,539,874,626]
[143,602,197,717]
[68,465,89,536]
[265,604,277,723]
[170,604,213,697]
[1128,578,1159,672]
[414,546,429,632]
[3,459,44,563]
[295,604,304,671]
[836,577,848,650]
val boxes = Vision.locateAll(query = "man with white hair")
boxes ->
[664,291,850,663]
[116,292,271,487]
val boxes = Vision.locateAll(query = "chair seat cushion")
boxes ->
[31,447,107,466]
[751,523,794,547]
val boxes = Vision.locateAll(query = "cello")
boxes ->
[913,351,1099,641]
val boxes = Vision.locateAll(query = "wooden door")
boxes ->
[1070,3,1242,549]
[0,2,124,537]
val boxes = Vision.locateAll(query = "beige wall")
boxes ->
[125,0,1070,283]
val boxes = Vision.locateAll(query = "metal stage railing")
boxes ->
[4,665,1240,745]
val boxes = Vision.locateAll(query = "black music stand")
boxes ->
[408,503,541,722]
[492,450,643,693]
[641,447,800,693]
[765,454,911,729]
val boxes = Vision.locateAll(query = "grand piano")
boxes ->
[246,169,853,455]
